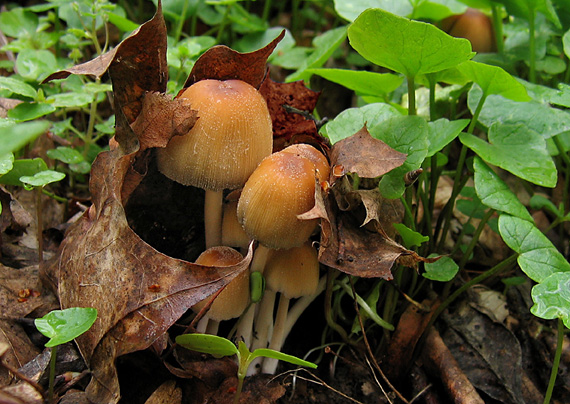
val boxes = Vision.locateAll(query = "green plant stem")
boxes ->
[490,2,504,55]
[407,75,416,116]
[174,0,190,43]
[216,5,232,44]
[324,269,352,344]
[36,187,43,264]
[528,12,536,83]
[262,0,272,21]
[428,74,436,121]
[42,189,67,203]
[400,194,416,231]
[543,318,564,404]
[436,93,487,250]
[457,208,495,270]
[48,345,57,404]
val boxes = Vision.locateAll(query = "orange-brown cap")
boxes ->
[221,199,251,250]
[237,151,317,249]
[280,143,330,183]
[264,242,320,298]
[157,79,273,191]
[192,246,249,321]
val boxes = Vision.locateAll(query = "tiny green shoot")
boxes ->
[176,333,317,404]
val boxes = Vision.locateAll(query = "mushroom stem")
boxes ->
[204,190,223,248]
[261,294,291,374]
[235,244,271,348]
[247,289,276,375]
[206,319,220,335]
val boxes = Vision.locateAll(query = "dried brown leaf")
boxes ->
[258,77,327,153]
[144,380,182,404]
[329,126,406,181]
[184,31,285,90]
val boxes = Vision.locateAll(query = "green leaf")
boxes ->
[0,8,38,38]
[393,223,429,248]
[7,102,56,122]
[459,123,557,188]
[423,255,459,282]
[234,27,295,59]
[334,0,413,21]
[498,214,570,283]
[107,11,139,32]
[34,307,97,348]
[468,85,570,139]
[323,103,401,144]
[0,121,50,156]
[47,147,85,165]
[426,118,469,157]
[15,49,58,82]
[176,333,238,357]
[411,0,468,20]
[348,8,474,77]
[0,154,14,175]
[473,156,533,221]
[307,68,404,97]
[564,28,570,59]
[370,116,429,199]
[529,194,562,218]
[250,348,317,369]
[530,272,570,328]
[0,158,48,187]
[0,77,37,99]
[20,170,65,188]
[456,60,531,101]
[47,92,95,108]
[287,26,348,82]
[496,0,561,28]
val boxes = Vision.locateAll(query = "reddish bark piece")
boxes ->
[329,126,407,182]
[184,31,285,90]
[259,77,328,153]
[383,299,438,382]
[422,327,485,404]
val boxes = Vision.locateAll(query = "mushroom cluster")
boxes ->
[157,77,328,374]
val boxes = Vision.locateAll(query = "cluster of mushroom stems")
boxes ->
[156,78,328,374]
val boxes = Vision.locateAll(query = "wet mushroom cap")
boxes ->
[192,246,250,321]
[222,199,251,250]
[280,143,330,184]
[156,79,273,191]
[237,152,318,250]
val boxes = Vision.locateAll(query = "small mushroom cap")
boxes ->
[237,152,318,249]
[280,144,330,183]
[192,246,250,321]
[157,79,273,191]
[264,242,320,298]
[221,199,251,250]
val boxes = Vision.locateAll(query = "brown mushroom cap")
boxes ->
[264,242,319,298]
[192,246,250,321]
[280,143,330,184]
[221,199,251,250]
[156,79,273,191]
[237,152,318,249]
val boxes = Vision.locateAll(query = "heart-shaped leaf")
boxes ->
[348,8,474,77]
[498,214,570,283]
[426,118,469,157]
[307,68,403,97]
[530,272,570,328]
[473,156,533,221]
[460,123,557,187]
[35,307,98,348]
[0,121,50,156]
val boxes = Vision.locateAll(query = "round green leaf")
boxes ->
[0,8,38,39]
[0,158,48,187]
[348,8,474,77]
[7,102,56,122]
[176,333,238,358]
[334,0,413,21]
[20,170,65,188]
[498,214,570,283]
[323,103,401,144]
[423,255,459,282]
[530,272,570,329]
[0,153,14,176]
[15,49,58,82]
[34,307,97,348]
[47,147,85,165]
